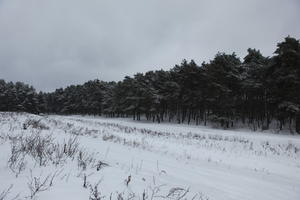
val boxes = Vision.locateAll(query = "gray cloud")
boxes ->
[0,0,299,91]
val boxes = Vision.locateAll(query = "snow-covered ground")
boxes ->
[0,112,300,200]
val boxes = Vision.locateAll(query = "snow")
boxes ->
[0,112,300,200]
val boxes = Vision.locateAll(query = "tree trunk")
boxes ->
[296,112,300,134]
[204,111,207,126]
[187,110,191,124]
[156,114,160,123]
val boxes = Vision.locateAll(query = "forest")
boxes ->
[0,36,299,133]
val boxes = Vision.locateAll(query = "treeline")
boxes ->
[0,36,299,133]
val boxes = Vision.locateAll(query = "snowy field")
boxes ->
[0,112,300,200]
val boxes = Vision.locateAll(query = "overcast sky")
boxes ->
[0,0,299,91]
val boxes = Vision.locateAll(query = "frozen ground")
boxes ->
[0,112,300,200]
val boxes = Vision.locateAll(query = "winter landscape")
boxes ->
[1,0,300,199]
[0,112,300,200]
